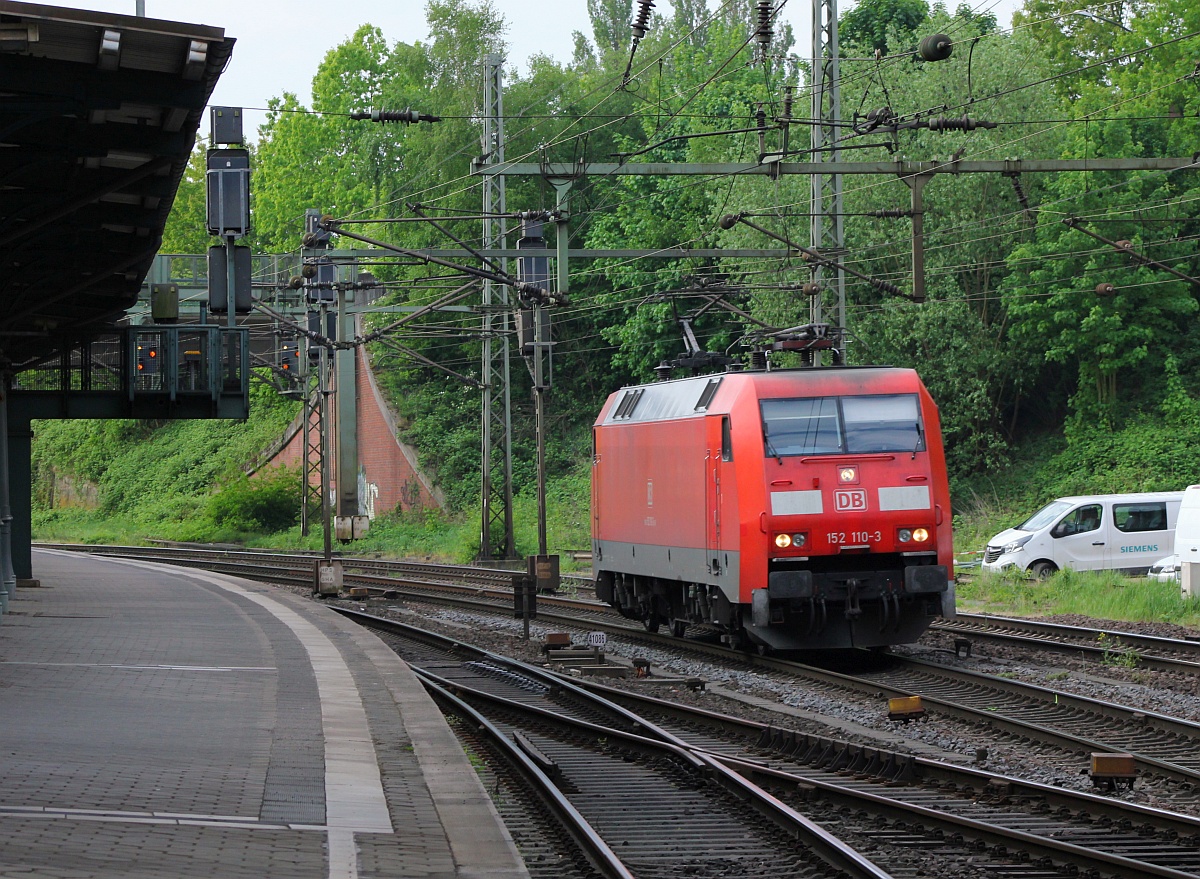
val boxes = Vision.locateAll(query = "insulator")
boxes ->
[928,115,997,132]
[302,233,322,248]
[351,108,441,124]
[750,350,768,371]
[801,283,822,296]
[782,85,794,121]
[869,209,911,219]
[755,1,774,52]
[1006,174,1032,210]
[1095,283,1116,296]
[630,0,655,41]
[654,362,673,381]
[288,276,304,290]
[718,213,742,230]
[1115,239,1134,250]
[301,264,317,279]
[868,277,903,296]
[918,33,953,62]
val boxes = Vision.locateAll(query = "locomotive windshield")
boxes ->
[761,394,925,457]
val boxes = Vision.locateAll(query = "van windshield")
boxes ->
[1019,501,1072,532]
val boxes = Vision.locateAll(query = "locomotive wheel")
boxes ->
[669,619,687,638]
[642,613,660,633]
[1029,561,1057,580]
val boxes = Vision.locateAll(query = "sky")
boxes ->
[62,0,1024,137]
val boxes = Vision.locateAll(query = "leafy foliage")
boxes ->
[207,467,302,532]
[33,0,1200,566]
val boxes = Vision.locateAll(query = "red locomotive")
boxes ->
[591,366,954,650]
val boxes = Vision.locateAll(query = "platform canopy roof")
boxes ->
[0,1,233,368]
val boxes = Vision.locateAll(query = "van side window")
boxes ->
[1051,504,1103,538]
[1114,502,1168,533]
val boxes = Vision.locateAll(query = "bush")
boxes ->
[206,468,302,532]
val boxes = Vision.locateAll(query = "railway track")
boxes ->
[44,545,1200,805]
[347,607,1200,879]
[931,613,1200,672]
[349,610,892,879]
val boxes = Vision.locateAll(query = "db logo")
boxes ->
[834,489,868,512]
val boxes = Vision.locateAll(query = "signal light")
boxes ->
[773,533,808,550]
[136,343,160,374]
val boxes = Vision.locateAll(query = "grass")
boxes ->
[956,567,1200,627]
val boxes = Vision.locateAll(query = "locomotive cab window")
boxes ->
[760,394,925,457]
[761,398,840,455]
[842,395,924,453]
[721,416,732,461]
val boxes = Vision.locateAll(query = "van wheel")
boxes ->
[1029,561,1057,580]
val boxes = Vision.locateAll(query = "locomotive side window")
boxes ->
[842,395,924,453]
[721,416,732,461]
[760,398,841,455]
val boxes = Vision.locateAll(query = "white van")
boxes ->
[1172,485,1200,596]
[982,491,1184,578]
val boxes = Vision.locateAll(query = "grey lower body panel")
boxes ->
[592,539,740,602]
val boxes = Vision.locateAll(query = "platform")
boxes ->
[0,549,529,879]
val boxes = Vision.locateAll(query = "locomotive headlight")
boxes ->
[792,533,807,548]
[774,533,792,548]
[898,529,912,542]
[912,528,930,542]
[838,466,859,484]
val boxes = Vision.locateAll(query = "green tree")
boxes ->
[840,0,929,54]
[1000,0,1200,430]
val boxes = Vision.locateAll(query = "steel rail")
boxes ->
[355,608,1200,879]
[573,677,1200,844]
[935,613,1200,665]
[419,678,635,879]
[46,545,1200,786]
[358,620,893,878]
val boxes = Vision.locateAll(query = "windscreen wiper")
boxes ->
[763,426,784,466]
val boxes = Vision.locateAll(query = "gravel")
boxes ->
[306,587,1200,817]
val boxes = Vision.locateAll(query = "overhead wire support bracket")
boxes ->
[1062,217,1200,290]
[719,212,920,302]
[317,217,564,306]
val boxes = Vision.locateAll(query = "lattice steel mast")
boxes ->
[479,54,516,560]
[811,0,847,353]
